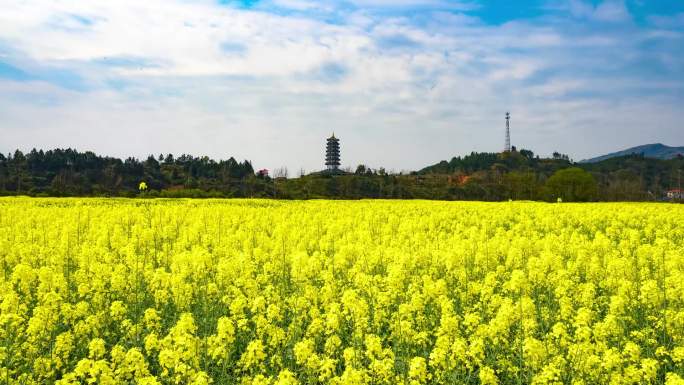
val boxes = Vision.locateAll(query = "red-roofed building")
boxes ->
[666,189,684,200]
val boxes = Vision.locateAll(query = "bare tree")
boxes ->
[273,167,289,179]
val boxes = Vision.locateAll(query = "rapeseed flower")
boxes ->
[0,198,682,385]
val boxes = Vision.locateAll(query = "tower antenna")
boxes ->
[504,112,511,152]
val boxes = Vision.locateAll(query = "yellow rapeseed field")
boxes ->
[0,198,683,385]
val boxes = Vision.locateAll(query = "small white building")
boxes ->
[666,189,684,200]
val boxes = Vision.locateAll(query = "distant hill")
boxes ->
[581,143,684,163]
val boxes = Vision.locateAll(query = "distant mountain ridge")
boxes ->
[581,143,684,163]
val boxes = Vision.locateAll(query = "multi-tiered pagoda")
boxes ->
[325,134,340,172]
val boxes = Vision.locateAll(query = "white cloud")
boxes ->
[551,0,630,22]
[0,1,358,77]
[593,0,630,22]
[269,0,322,11]
[347,0,478,10]
[648,12,684,29]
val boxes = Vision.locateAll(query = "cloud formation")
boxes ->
[0,0,683,172]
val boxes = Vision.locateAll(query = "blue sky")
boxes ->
[0,0,683,172]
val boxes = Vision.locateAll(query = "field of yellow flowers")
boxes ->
[0,198,683,385]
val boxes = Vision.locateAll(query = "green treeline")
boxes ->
[0,148,682,201]
[0,149,257,197]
